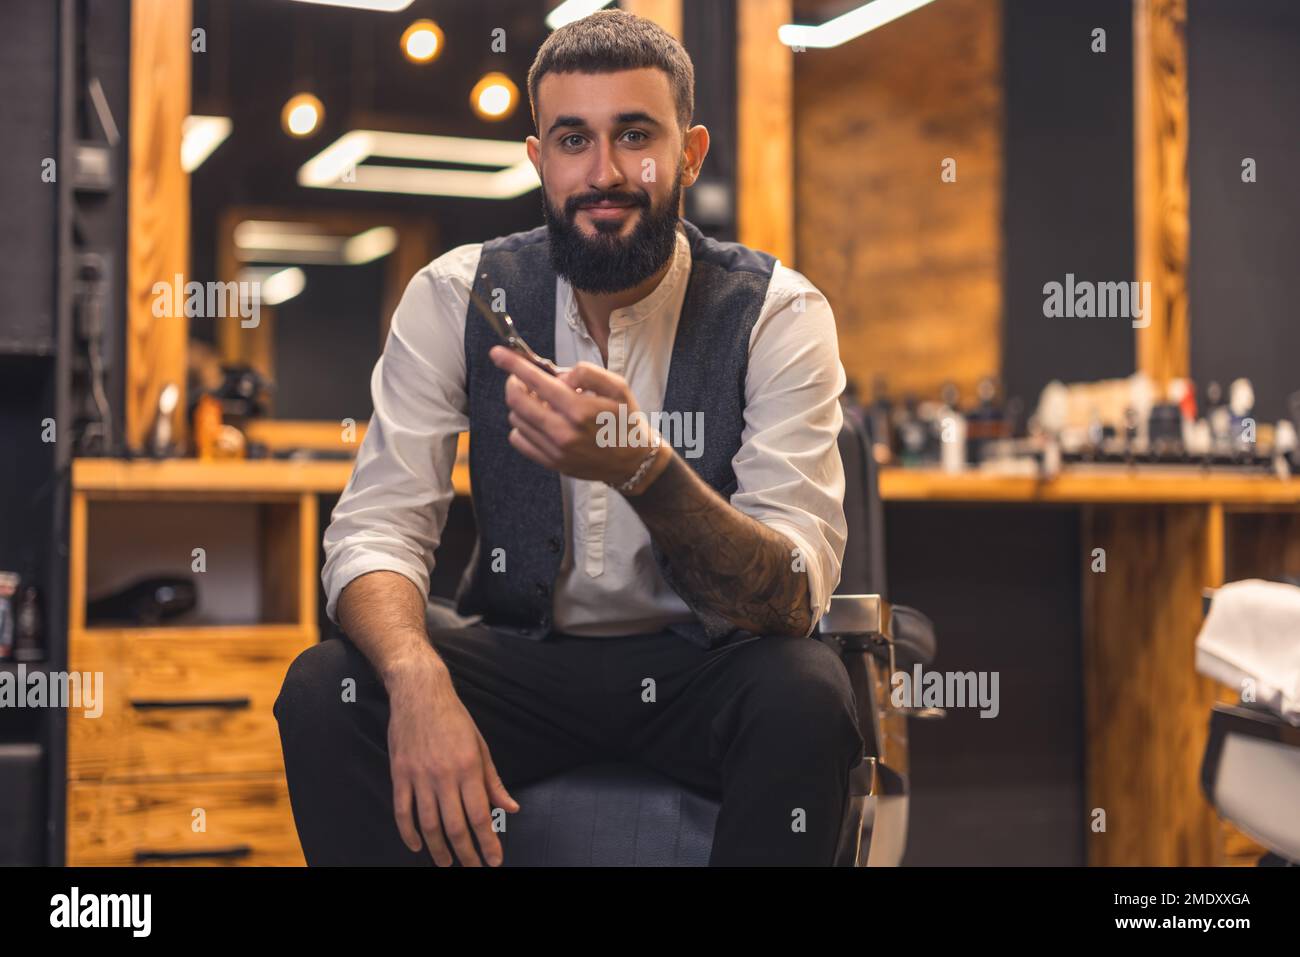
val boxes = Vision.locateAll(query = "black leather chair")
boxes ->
[427,405,939,865]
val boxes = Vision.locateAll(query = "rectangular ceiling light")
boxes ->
[234,220,398,265]
[238,267,307,306]
[546,0,614,31]
[779,0,939,49]
[297,130,540,199]
[181,115,231,172]
[289,0,414,11]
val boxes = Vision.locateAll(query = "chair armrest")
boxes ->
[817,594,891,648]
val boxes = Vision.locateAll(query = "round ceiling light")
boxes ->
[401,19,444,64]
[471,72,518,121]
[281,93,325,138]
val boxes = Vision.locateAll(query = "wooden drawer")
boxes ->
[67,774,304,866]
[68,626,312,781]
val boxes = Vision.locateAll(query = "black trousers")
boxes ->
[273,622,865,866]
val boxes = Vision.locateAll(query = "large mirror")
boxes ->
[184,0,546,454]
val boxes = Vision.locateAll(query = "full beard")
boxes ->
[541,166,684,295]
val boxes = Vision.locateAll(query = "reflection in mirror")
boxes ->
[187,207,433,454]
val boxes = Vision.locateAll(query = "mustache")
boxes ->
[564,190,649,216]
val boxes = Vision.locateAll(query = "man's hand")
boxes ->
[489,346,671,493]
[386,653,520,867]
[489,346,813,639]
[337,572,520,866]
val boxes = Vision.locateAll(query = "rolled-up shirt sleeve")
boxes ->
[730,265,849,639]
[321,248,476,625]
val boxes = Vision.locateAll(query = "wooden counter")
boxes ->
[74,456,1300,507]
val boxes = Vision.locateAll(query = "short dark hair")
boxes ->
[527,9,695,136]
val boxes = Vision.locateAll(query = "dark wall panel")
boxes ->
[0,1,60,353]
[1188,0,1300,422]
[1002,0,1135,406]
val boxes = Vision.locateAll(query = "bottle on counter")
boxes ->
[867,374,894,462]
[966,376,1009,465]
[937,382,967,473]
[1206,381,1231,453]
[1228,377,1256,456]
[0,571,18,660]
[13,585,44,662]
[896,394,927,468]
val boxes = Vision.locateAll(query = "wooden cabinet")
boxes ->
[65,461,330,866]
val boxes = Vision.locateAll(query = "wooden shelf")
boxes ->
[76,624,312,642]
[72,432,471,498]
[879,467,1300,506]
[73,458,357,496]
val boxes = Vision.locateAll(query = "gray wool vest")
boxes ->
[453,217,778,650]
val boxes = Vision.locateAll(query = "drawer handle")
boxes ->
[129,697,252,711]
[134,845,253,863]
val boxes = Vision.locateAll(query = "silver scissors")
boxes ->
[468,275,571,377]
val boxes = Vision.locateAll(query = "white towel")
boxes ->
[1195,579,1300,725]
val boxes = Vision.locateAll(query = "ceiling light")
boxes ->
[401,19,443,63]
[239,267,307,306]
[298,130,540,199]
[545,0,613,31]
[234,221,339,262]
[343,227,398,264]
[234,221,400,265]
[180,115,232,172]
[778,0,939,49]
[470,72,518,121]
[281,93,324,138]
[290,0,414,11]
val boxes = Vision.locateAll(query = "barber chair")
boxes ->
[427,406,939,865]
[1198,584,1300,866]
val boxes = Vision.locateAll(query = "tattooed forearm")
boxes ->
[623,450,813,639]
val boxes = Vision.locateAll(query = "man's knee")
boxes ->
[274,637,375,731]
[744,638,863,757]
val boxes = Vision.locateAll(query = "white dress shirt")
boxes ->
[322,223,849,639]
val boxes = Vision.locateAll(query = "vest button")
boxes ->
[535,582,549,597]
[546,537,561,553]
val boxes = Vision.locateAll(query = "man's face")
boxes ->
[527,68,702,294]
